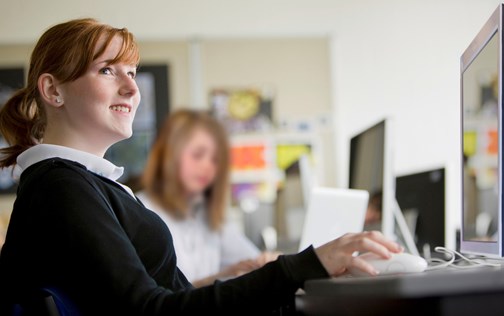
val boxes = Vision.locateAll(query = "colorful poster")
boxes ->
[276,144,312,170]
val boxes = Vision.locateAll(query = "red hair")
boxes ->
[0,18,139,167]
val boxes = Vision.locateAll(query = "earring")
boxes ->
[55,98,61,103]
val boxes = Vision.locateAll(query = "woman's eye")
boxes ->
[128,71,136,79]
[100,67,113,75]
[192,152,204,160]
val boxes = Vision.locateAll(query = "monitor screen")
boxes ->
[396,168,445,256]
[349,119,395,239]
[461,4,502,257]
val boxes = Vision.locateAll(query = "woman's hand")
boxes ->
[314,230,403,277]
[219,251,282,278]
[255,251,281,266]
[220,259,262,278]
[192,251,283,287]
[192,260,261,287]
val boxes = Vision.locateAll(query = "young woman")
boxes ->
[137,109,279,288]
[0,18,402,315]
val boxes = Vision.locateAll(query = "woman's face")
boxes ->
[56,35,140,155]
[177,127,218,197]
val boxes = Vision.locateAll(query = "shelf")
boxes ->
[231,169,284,184]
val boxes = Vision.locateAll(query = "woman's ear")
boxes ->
[38,73,64,107]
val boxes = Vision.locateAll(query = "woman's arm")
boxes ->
[27,161,309,314]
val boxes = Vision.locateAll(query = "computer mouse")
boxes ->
[348,252,428,277]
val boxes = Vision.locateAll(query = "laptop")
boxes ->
[298,187,369,252]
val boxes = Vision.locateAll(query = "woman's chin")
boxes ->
[116,130,134,142]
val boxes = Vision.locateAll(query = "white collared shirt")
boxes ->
[136,191,260,282]
[14,144,134,197]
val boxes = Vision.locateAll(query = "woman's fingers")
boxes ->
[256,251,281,266]
[314,231,403,277]
[361,230,403,253]
[343,231,402,258]
[350,255,380,276]
[236,260,261,271]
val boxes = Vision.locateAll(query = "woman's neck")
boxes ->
[43,124,110,157]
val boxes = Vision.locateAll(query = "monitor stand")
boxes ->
[393,199,420,257]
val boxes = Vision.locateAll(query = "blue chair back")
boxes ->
[11,287,80,316]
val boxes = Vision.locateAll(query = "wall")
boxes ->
[202,37,331,122]
[200,37,335,185]
[1,0,504,250]
[328,1,503,250]
[137,41,191,111]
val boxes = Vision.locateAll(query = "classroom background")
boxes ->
[1,0,502,252]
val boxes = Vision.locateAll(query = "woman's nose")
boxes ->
[119,75,139,97]
[204,159,217,172]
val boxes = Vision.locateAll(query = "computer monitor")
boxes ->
[461,4,503,257]
[299,154,317,209]
[349,119,394,239]
[396,168,445,257]
[349,118,419,255]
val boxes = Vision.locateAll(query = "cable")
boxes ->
[425,246,502,271]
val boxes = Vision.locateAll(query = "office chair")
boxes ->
[11,287,80,316]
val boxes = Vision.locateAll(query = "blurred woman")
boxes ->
[137,109,279,287]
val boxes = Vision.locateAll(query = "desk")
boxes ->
[296,265,504,316]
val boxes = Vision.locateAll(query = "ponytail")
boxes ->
[0,87,45,168]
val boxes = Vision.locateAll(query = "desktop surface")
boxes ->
[304,265,504,297]
[297,264,504,316]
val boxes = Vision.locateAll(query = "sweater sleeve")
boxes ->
[15,163,329,315]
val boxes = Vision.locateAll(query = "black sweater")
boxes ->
[0,158,328,315]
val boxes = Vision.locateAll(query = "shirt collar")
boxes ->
[13,144,124,181]
[187,194,205,217]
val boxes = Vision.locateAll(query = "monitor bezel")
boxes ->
[460,4,503,257]
[349,118,395,240]
[395,167,446,254]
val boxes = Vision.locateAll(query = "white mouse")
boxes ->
[348,252,428,277]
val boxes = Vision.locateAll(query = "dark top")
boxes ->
[0,158,328,315]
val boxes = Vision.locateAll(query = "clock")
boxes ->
[227,90,260,121]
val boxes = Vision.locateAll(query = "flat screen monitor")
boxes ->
[461,4,503,257]
[349,119,395,240]
[299,154,317,209]
[396,168,445,256]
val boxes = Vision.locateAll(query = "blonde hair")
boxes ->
[0,18,139,168]
[142,109,230,230]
